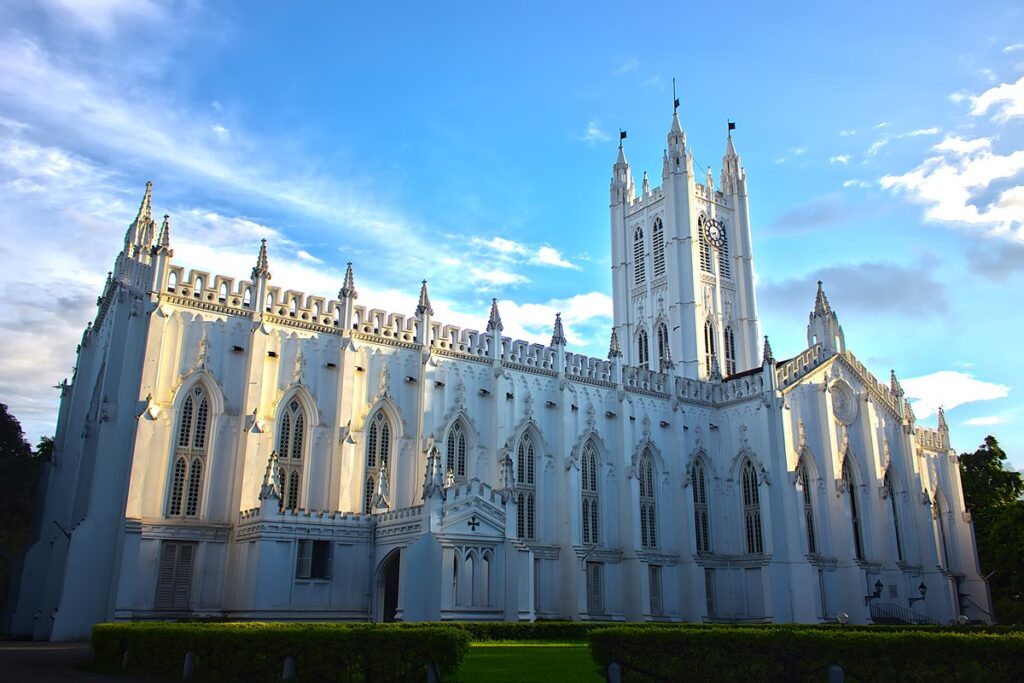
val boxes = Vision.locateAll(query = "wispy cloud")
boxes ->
[535,246,580,269]
[965,415,1006,426]
[842,179,870,188]
[866,138,889,157]
[839,129,857,137]
[830,154,850,164]
[791,146,807,155]
[581,120,610,144]
[469,236,580,270]
[612,57,638,75]
[901,370,1010,419]
[902,127,940,137]
[969,75,1024,122]
[1005,44,1024,53]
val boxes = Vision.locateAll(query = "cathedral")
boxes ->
[5,110,990,641]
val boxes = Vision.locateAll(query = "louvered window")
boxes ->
[704,320,716,376]
[581,442,599,545]
[586,561,604,614]
[633,226,646,285]
[277,399,306,512]
[698,215,713,273]
[638,450,657,548]
[718,224,731,279]
[652,218,665,277]
[516,433,537,540]
[638,329,649,367]
[693,461,710,553]
[742,460,763,554]
[656,323,669,370]
[168,385,210,517]
[155,541,195,609]
[724,326,736,376]
[649,565,663,616]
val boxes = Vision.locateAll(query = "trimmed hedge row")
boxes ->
[588,626,1024,682]
[91,622,470,682]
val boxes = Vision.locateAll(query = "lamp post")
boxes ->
[863,579,883,606]
[908,581,927,608]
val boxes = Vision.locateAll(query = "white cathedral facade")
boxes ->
[6,112,990,641]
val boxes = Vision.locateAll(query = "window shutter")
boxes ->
[586,562,603,614]
[649,565,663,616]
[172,543,194,609]
[296,539,312,579]
[155,543,178,608]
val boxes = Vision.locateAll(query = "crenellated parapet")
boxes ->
[914,426,949,452]
[776,344,824,389]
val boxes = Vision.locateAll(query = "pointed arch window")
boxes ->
[842,457,863,560]
[797,460,817,554]
[277,398,306,511]
[885,471,903,562]
[638,328,650,367]
[446,420,468,480]
[168,384,211,517]
[656,322,669,370]
[935,496,951,569]
[652,218,666,277]
[724,326,736,376]
[718,225,731,279]
[638,450,657,548]
[633,226,646,285]
[693,460,710,553]
[704,320,716,375]
[742,460,763,554]
[581,442,599,545]
[516,433,537,541]
[365,411,392,514]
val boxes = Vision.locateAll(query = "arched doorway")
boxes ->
[379,550,400,622]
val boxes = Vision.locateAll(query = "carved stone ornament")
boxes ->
[830,381,857,425]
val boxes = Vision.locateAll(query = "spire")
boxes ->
[252,239,271,281]
[259,451,281,501]
[611,136,635,204]
[706,165,714,189]
[670,110,683,136]
[813,280,832,316]
[416,279,433,316]
[339,262,358,299]
[890,369,904,397]
[608,328,622,359]
[616,142,628,167]
[709,351,723,382]
[762,335,774,365]
[725,132,738,159]
[807,280,845,354]
[551,312,566,347]
[642,170,650,195]
[937,406,948,433]
[487,298,503,332]
[156,214,171,249]
[125,181,155,249]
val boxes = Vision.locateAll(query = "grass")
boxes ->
[453,641,601,682]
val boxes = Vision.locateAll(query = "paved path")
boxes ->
[0,641,159,682]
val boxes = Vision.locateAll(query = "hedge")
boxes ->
[588,625,1024,682]
[91,622,470,682]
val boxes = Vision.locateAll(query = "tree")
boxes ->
[0,403,32,460]
[959,436,1024,624]
[0,404,44,615]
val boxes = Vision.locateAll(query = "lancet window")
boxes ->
[797,460,817,554]
[935,497,951,569]
[652,217,666,277]
[638,328,650,367]
[633,226,646,285]
[638,450,657,548]
[699,221,713,273]
[724,326,737,375]
[168,384,211,518]
[656,322,669,370]
[581,442,599,545]
[446,420,468,480]
[704,320,716,375]
[742,459,763,554]
[718,226,731,279]
[516,433,537,540]
[364,410,392,514]
[692,460,710,553]
[277,398,306,512]
[842,457,863,560]
[885,471,903,562]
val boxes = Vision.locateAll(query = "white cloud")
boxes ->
[901,370,1010,418]
[791,146,807,155]
[37,0,165,37]
[469,236,579,270]
[830,155,850,164]
[534,246,579,270]
[612,57,638,75]
[296,250,322,264]
[1005,44,1024,53]
[210,124,229,137]
[866,138,889,157]
[468,268,529,288]
[471,236,530,256]
[839,129,856,137]
[581,120,610,144]
[949,92,969,104]
[496,292,613,348]
[965,416,1006,426]
[774,157,786,165]
[969,75,1024,122]
[875,122,890,129]
[842,179,870,188]
[933,135,992,155]
[901,127,940,137]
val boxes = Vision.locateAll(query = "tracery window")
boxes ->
[656,322,669,370]
[842,457,863,560]
[797,460,817,554]
[581,442,599,545]
[364,410,392,514]
[638,328,650,367]
[704,320,716,375]
[652,217,666,277]
[633,226,646,285]
[724,326,736,376]
[516,432,537,540]
[446,420,468,480]
[692,460,710,553]
[718,225,731,279]
[742,459,763,554]
[168,384,210,518]
[885,471,903,562]
[638,449,657,548]
[277,398,306,512]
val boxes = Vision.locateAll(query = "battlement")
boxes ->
[914,426,949,452]
[841,350,902,418]
[445,478,501,505]
[238,505,372,523]
[626,185,664,214]
[777,344,825,389]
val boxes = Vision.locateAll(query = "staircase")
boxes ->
[870,602,938,625]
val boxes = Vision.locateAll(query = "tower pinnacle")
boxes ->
[339,262,358,299]
[486,298,503,332]
[551,312,566,347]
[416,280,433,316]
[252,239,271,281]
[608,328,622,359]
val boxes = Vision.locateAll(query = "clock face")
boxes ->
[699,214,726,248]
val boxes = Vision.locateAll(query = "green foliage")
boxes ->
[959,436,1024,513]
[451,621,604,641]
[0,403,44,616]
[91,622,470,682]
[588,625,1024,682]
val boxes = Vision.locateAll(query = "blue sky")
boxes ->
[1,1,1022,469]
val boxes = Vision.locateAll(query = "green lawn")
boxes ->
[454,642,602,682]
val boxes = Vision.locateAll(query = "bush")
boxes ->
[588,625,1024,682]
[91,622,470,682]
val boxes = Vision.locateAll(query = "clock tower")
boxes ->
[609,111,760,381]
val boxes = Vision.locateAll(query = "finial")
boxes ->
[126,181,155,247]
[416,279,433,316]
[937,406,948,432]
[608,328,622,359]
[813,280,831,316]
[339,262,358,299]
[642,170,650,195]
[156,214,171,249]
[890,369,903,396]
[551,312,566,347]
[259,450,281,501]
[762,335,774,365]
[252,239,271,281]
[487,297,503,332]
[709,351,723,381]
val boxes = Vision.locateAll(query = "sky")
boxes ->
[0,1,1022,469]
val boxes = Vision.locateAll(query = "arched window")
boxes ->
[168,384,211,517]
[718,225,731,279]
[742,460,763,554]
[693,460,710,553]
[516,433,537,540]
[638,450,657,548]
[724,326,736,376]
[277,398,306,511]
[365,411,392,513]
[698,215,713,273]
[633,226,646,285]
[656,322,669,370]
[218,282,228,302]
[638,328,650,367]
[842,457,863,560]
[797,460,816,554]
[581,442,599,545]
[885,471,903,562]
[167,271,178,292]
[704,320,716,375]
[652,217,666,277]
[446,420,468,480]
[935,496,951,569]
[242,287,252,308]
